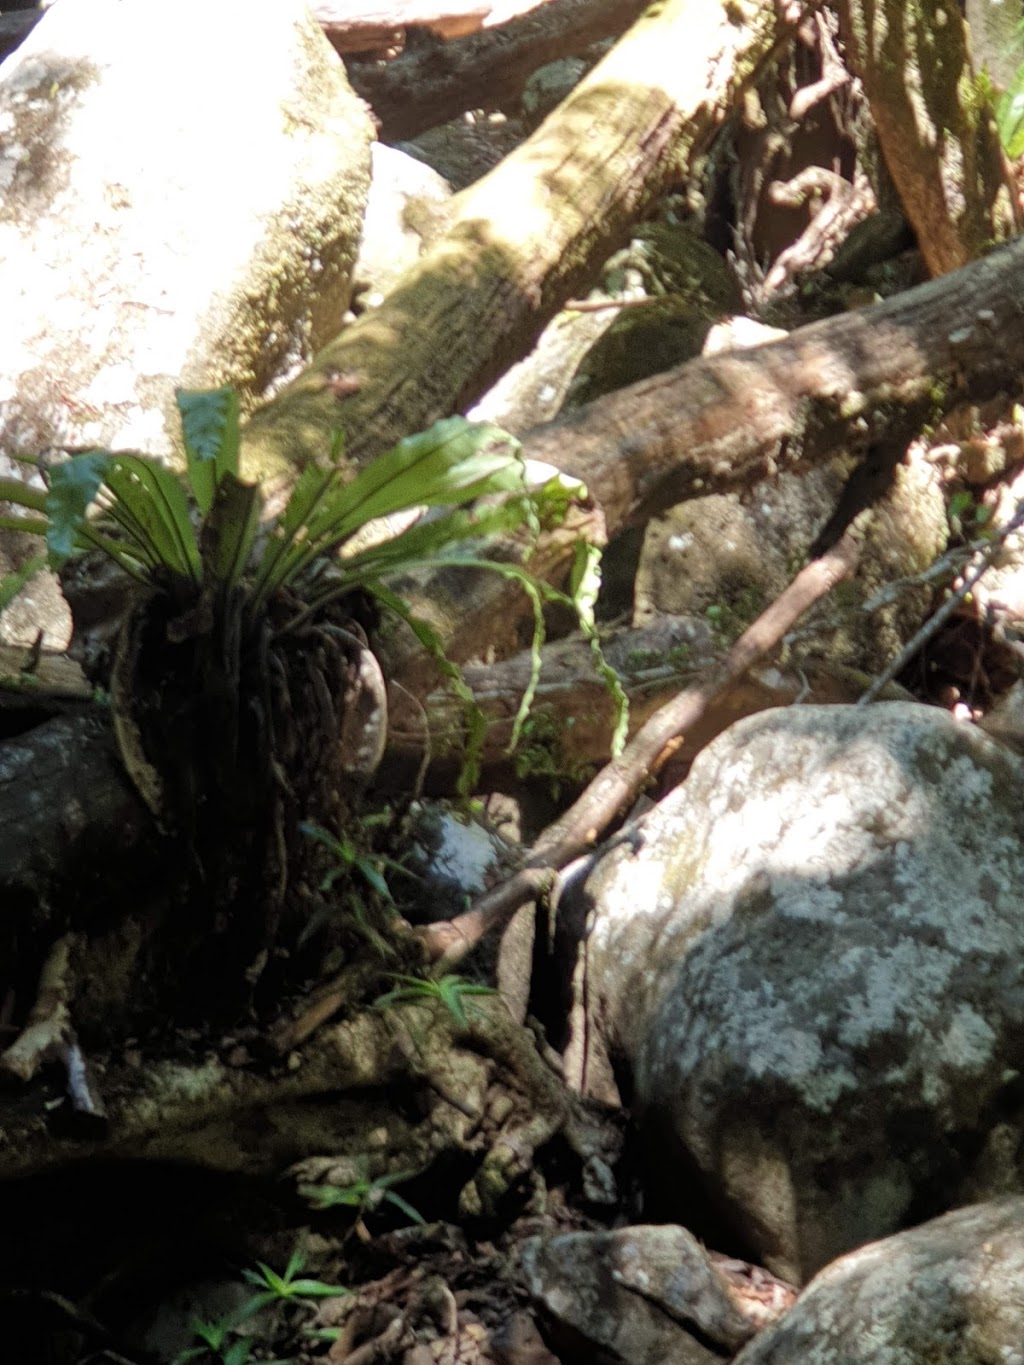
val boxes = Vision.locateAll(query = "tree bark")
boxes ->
[838,0,1020,275]
[239,0,791,490]
[344,0,650,139]
[9,226,1023,901]
[383,231,1024,686]
[380,630,880,794]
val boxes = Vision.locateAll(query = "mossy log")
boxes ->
[239,0,790,490]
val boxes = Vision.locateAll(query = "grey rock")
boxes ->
[0,0,373,462]
[734,1197,1024,1364]
[569,703,1024,1282]
[352,143,451,307]
[520,1224,757,1364]
[634,449,946,675]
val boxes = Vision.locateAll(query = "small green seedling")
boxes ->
[374,973,499,1029]
[240,1247,348,1310]
[169,1249,345,1365]
[299,1166,426,1233]
[172,1314,257,1365]
[300,820,400,901]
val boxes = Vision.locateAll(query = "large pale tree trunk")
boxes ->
[240,0,792,490]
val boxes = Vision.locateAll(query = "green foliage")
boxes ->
[0,551,46,616]
[172,1315,259,1365]
[513,708,594,798]
[300,819,399,901]
[948,488,994,539]
[178,386,241,515]
[704,584,765,641]
[170,1249,345,1365]
[240,1247,348,1309]
[997,83,1024,157]
[1,391,560,608]
[570,538,629,754]
[0,389,621,789]
[298,1164,426,1227]
[249,416,549,614]
[982,27,1024,157]
[298,819,404,957]
[374,972,499,1029]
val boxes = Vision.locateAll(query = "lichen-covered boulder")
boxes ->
[566,703,1024,1282]
[734,1198,1024,1364]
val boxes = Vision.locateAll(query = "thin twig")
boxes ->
[421,524,863,966]
[563,294,658,312]
[858,497,1024,706]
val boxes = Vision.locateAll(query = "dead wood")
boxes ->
[378,619,877,794]
[343,0,650,139]
[8,170,1024,909]
[240,0,791,491]
[837,0,1020,274]
[421,524,864,966]
[385,231,1024,690]
[313,0,504,52]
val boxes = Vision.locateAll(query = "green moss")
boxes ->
[514,709,595,797]
[706,584,766,642]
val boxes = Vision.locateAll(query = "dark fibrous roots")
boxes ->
[106,583,393,1013]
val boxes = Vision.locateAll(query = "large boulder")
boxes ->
[0,0,372,460]
[633,439,947,674]
[734,1198,1024,1364]
[564,703,1024,1282]
[0,0,373,645]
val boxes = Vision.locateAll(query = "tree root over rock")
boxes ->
[0,993,621,1228]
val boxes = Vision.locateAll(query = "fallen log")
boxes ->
[313,0,522,51]
[380,624,882,794]
[344,0,650,139]
[385,230,1024,688]
[240,0,790,489]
